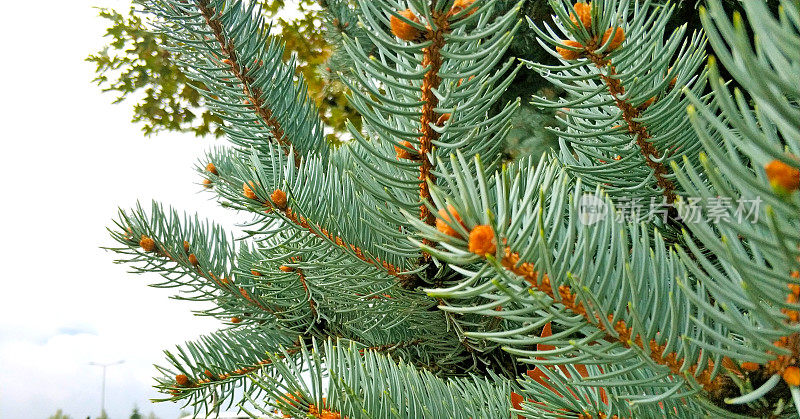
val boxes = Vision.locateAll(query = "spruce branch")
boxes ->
[153,327,301,413]
[204,145,411,279]
[527,0,708,205]
[340,0,522,284]
[669,1,800,412]
[195,0,301,166]
[406,154,756,410]
[582,47,676,203]
[249,339,517,418]
[139,0,328,160]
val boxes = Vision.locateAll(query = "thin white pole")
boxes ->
[89,360,124,417]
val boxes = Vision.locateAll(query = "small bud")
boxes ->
[601,27,625,51]
[243,181,258,200]
[394,140,418,160]
[740,362,760,371]
[765,159,799,193]
[557,40,585,60]
[450,0,477,17]
[436,205,464,237]
[457,75,475,87]
[203,179,213,189]
[206,163,218,176]
[787,310,799,322]
[469,225,497,255]
[390,9,421,41]
[510,391,524,410]
[271,189,288,210]
[204,369,214,379]
[436,113,451,126]
[783,366,800,386]
[222,58,232,66]
[139,236,156,252]
[569,2,592,29]
[183,241,190,253]
[280,265,294,272]
[231,317,242,324]
[175,374,190,387]
[188,254,199,266]
[667,67,678,89]
[251,270,262,276]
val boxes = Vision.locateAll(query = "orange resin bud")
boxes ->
[279,265,294,272]
[787,310,799,322]
[175,374,190,386]
[557,40,584,60]
[765,159,799,192]
[570,2,592,29]
[243,181,257,200]
[390,9,421,41]
[202,179,212,188]
[469,225,497,255]
[395,140,417,160]
[601,27,625,51]
[271,189,288,210]
[231,317,242,324]
[457,75,475,87]
[183,241,190,253]
[188,254,199,266]
[740,362,760,371]
[783,366,800,386]
[251,270,262,276]
[139,236,156,252]
[510,391,524,410]
[450,0,478,17]
[206,163,218,175]
[436,205,463,238]
[204,369,214,379]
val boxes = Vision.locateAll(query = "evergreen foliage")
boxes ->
[106,0,800,417]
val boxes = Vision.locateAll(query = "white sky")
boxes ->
[0,1,304,418]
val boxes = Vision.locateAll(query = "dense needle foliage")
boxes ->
[106,0,800,417]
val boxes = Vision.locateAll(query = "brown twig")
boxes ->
[418,8,450,254]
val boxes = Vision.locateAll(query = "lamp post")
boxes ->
[89,360,124,417]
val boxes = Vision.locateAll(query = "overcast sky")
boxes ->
[0,1,294,417]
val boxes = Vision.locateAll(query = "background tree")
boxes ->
[48,409,73,419]
[129,406,143,419]
[106,0,800,417]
